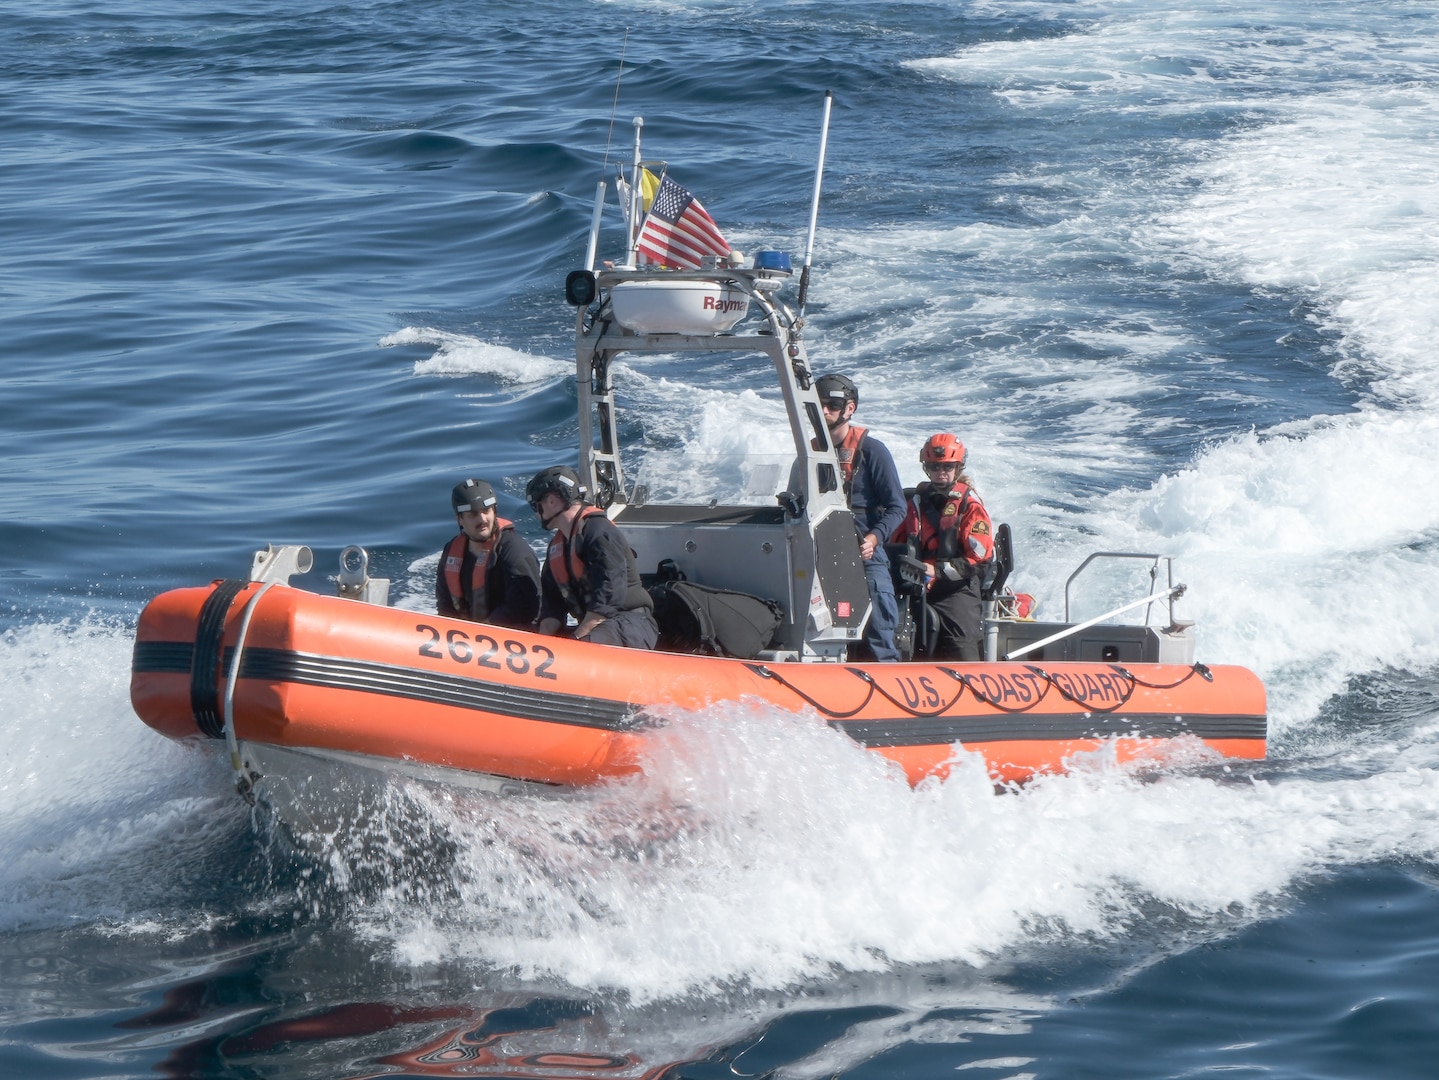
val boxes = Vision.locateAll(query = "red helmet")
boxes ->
[920,433,966,466]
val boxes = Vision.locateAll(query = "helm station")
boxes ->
[564,255,871,661]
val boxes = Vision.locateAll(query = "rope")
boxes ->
[1116,661,1211,690]
[1027,663,1137,714]
[746,664,876,718]
[850,666,970,717]
[748,660,1210,720]
[950,665,1057,714]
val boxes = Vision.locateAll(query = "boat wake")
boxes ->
[263,701,1438,1001]
[3,618,1438,1002]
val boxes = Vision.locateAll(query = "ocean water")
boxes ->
[4,0,1439,1076]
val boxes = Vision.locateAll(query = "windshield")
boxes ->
[625,450,798,507]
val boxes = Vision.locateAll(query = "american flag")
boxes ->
[635,174,731,270]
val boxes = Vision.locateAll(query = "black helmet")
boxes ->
[525,465,586,511]
[815,373,858,410]
[451,478,497,514]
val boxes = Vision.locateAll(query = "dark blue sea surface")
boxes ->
[6,1,1439,1076]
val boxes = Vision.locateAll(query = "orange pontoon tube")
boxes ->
[132,580,1266,789]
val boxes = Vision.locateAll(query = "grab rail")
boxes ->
[1004,583,1185,661]
[1064,552,1176,624]
[220,581,276,803]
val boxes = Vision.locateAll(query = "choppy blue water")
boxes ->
[6,0,1439,1076]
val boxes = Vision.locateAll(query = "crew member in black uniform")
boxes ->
[526,465,658,649]
[435,477,541,629]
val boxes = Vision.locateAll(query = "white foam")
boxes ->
[915,2,1435,109]
[347,701,1439,1000]
[0,619,244,931]
[390,551,442,612]
[4,610,1436,1003]
[1150,89,1439,410]
[1113,81,1439,712]
[795,214,1201,501]
[383,326,571,384]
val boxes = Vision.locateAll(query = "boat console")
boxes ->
[566,259,870,660]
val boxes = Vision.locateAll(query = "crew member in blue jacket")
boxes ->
[815,373,907,661]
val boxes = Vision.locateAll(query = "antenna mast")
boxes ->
[796,90,834,325]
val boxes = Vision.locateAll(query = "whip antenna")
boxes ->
[585,30,630,273]
[600,29,630,172]
[796,90,834,324]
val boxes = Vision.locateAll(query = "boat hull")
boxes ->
[130,582,1267,788]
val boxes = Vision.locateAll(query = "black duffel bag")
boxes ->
[651,579,785,659]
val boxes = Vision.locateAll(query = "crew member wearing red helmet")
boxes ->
[436,477,542,629]
[890,434,994,660]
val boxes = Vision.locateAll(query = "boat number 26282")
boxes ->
[414,624,558,679]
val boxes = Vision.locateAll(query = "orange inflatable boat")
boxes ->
[130,141,1268,801]
[131,577,1266,792]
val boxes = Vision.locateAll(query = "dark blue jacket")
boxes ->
[847,429,906,561]
[434,527,541,628]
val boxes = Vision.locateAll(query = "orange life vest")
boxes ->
[443,519,514,619]
[835,424,867,494]
[909,483,993,571]
[910,487,969,562]
[545,506,606,606]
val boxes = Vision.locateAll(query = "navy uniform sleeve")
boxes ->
[489,530,541,628]
[862,437,907,544]
[579,517,632,619]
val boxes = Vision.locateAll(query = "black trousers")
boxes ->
[583,606,659,650]
[922,577,983,661]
